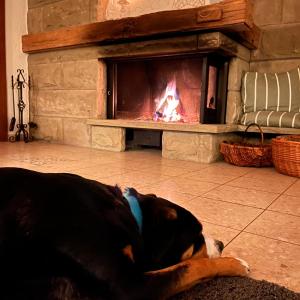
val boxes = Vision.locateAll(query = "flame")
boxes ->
[154,79,182,122]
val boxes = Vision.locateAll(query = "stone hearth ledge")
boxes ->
[88,120,240,162]
[87,119,238,133]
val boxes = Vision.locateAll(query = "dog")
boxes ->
[0,167,249,300]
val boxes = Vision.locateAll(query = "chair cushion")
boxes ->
[241,67,300,113]
[241,111,300,129]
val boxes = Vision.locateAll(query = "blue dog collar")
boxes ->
[123,188,143,234]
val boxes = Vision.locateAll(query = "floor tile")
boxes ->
[104,160,155,171]
[144,164,193,177]
[204,162,253,176]
[223,232,300,292]
[153,177,219,196]
[203,185,280,209]
[182,169,237,184]
[99,176,147,190]
[0,160,33,169]
[185,197,263,230]
[137,185,196,206]
[245,211,300,245]
[74,163,129,179]
[119,149,162,160]
[268,194,300,216]
[285,180,300,197]
[243,167,288,179]
[227,175,297,193]
[98,170,171,189]
[201,221,240,246]
[160,159,209,171]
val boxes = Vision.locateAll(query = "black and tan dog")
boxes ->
[0,167,249,300]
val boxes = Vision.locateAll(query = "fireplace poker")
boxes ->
[9,75,16,131]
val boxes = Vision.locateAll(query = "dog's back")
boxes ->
[0,167,250,300]
[0,168,144,299]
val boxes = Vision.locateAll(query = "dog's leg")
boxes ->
[141,256,250,299]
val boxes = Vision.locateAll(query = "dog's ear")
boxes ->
[142,193,176,220]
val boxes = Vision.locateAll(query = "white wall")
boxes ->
[5,0,28,133]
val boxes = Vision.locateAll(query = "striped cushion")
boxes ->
[241,67,300,113]
[241,111,300,129]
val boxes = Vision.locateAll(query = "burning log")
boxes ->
[154,79,182,122]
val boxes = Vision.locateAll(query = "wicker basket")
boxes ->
[220,123,272,167]
[272,135,300,177]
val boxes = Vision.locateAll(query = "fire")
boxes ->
[154,79,182,122]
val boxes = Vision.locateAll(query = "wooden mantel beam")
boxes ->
[22,0,260,53]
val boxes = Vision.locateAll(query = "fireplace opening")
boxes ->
[106,53,229,124]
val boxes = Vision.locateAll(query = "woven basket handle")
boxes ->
[244,123,264,145]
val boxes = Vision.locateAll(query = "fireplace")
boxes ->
[24,0,257,161]
[106,53,229,124]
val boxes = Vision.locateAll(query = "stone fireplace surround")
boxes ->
[28,31,250,163]
[88,32,250,163]
[26,0,260,163]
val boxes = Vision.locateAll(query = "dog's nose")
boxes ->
[215,240,224,253]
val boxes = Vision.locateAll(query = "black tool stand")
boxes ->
[9,69,32,143]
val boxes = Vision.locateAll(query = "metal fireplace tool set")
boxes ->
[9,69,32,143]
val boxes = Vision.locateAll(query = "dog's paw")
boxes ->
[234,257,250,276]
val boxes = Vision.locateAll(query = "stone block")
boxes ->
[228,58,249,91]
[198,32,250,61]
[29,88,38,118]
[63,118,91,147]
[162,131,199,162]
[35,90,97,118]
[62,60,99,90]
[162,131,238,163]
[30,116,63,142]
[28,0,61,9]
[282,0,300,24]
[91,126,125,152]
[250,59,300,73]
[226,91,242,124]
[97,0,109,21]
[27,8,43,34]
[97,44,130,58]
[90,0,107,22]
[29,63,63,89]
[252,24,300,61]
[253,0,282,26]
[127,35,198,58]
[28,47,101,65]
[90,0,99,22]
[98,35,198,59]
[42,0,90,32]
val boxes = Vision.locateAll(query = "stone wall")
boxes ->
[28,47,105,145]
[251,0,300,72]
[26,0,299,148]
[27,0,106,33]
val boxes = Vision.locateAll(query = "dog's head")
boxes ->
[128,189,224,271]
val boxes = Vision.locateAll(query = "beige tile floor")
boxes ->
[0,141,299,292]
